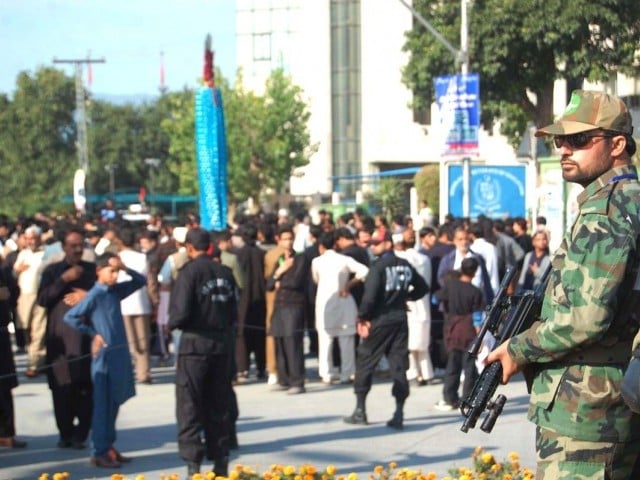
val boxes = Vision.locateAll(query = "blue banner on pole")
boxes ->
[448,165,526,218]
[435,73,480,156]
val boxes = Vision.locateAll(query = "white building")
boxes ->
[236,0,639,220]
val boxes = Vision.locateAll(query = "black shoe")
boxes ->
[343,408,367,425]
[187,461,201,476]
[386,412,404,430]
[57,439,72,448]
[213,456,229,477]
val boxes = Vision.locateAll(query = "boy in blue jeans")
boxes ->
[64,253,146,468]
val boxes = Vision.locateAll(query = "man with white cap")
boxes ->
[488,90,640,478]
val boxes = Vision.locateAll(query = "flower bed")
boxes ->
[37,448,533,480]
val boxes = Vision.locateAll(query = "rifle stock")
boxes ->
[460,264,552,433]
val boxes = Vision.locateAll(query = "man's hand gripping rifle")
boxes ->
[460,264,551,433]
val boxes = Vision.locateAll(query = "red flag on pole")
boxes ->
[139,186,147,204]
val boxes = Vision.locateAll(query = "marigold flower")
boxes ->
[347,472,358,480]
[326,465,337,476]
[135,476,145,480]
[294,475,303,480]
[206,473,216,480]
[504,474,513,480]
[306,466,317,475]
[243,466,256,475]
[388,462,397,470]
[490,463,502,472]
[426,473,437,480]
[229,471,239,480]
[39,475,49,480]
[458,475,471,480]
[374,466,384,474]
[192,473,204,480]
[284,466,296,476]
[511,461,520,471]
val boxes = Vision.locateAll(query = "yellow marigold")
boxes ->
[389,462,397,470]
[264,473,273,480]
[206,473,216,480]
[294,475,303,480]
[192,473,204,480]
[135,476,145,480]
[426,473,437,480]
[503,475,513,480]
[481,452,494,464]
[507,452,519,461]
[326,465,337,476]
[490,463,502,472]
[39,476,49,480]
[284,466,296,476]
[299,466,307,475]
[458,475,472,480]
[374,465,384,474]
[243,466,256,475]
[347,472,358,480]
[273,475,282,480]
[235,465,245,472]
[229,471,240,480]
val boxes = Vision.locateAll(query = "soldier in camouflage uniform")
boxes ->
[487,90,640,479]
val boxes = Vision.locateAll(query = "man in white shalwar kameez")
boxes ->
[393,229,434,385]
[311,232,368,384]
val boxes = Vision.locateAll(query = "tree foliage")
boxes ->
[0,68,76,216]
[414,164,440,216]
[0,65,314,217]
[402,0,640,147]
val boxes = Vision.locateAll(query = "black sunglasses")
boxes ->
[553,132,614,149]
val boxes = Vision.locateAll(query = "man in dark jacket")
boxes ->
[37,229,95,449]
[266,224,309,394]
[343,229,429,430]
[169,228,238,476]
[0,260,26,448]
[234,224,266,381]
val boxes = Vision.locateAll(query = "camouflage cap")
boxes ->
[535,90,633,137]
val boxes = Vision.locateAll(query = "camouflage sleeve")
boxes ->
[509,212,635,365]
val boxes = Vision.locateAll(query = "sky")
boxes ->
[0,0,236,98]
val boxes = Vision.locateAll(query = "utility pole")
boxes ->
[105,163,118,197]
[397,0,472,218]
[53,56,105,174]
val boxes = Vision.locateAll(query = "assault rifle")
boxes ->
[460,264,552,433]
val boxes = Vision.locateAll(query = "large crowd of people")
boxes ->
[0,204,548,471]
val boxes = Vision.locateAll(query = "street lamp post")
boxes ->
[144,158,161,209]
[104,163,118,198]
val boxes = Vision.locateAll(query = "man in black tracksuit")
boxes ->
[169,228,238,476]
[343,229,429,430]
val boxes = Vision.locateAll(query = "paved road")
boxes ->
[1,352,536,480]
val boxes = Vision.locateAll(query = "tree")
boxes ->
[160,68,314,205]
[88,97,173,199]
[402,0,640,147]
[367,178,406,224]
[414,164,440,216]
[0,68,76,216]
[259,68,315,194]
